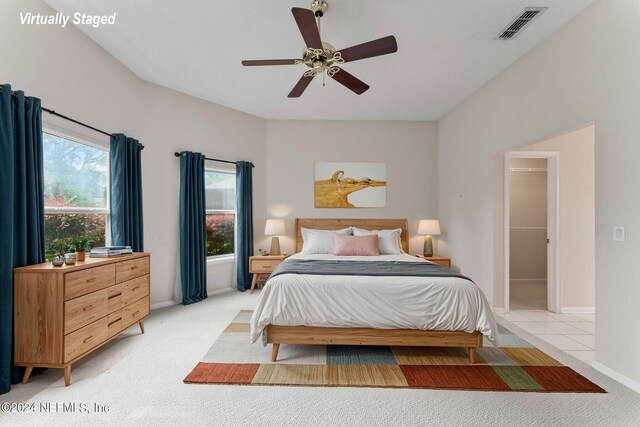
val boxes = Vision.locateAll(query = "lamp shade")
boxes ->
[418,219,441,236]
[264,219,285,236]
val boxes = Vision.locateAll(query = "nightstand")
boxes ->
[249,255,289,294]
[416,255,451,268]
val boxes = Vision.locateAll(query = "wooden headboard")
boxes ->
[295,218,409,253]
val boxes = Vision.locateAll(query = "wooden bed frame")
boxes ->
[267,218,483,363]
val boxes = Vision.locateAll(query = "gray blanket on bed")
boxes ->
[269,259,472,282]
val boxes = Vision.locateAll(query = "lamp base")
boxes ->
[270,236,281,256]
[423,235,433,257]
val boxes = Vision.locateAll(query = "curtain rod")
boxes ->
[174,152,237,165]
[1,86,144,150]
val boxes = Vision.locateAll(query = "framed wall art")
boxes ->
[314,162,387,208]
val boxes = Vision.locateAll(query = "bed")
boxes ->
[249,218,498,364]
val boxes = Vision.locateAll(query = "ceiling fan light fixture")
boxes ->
[241,1,397,97]
[310,0,328,17]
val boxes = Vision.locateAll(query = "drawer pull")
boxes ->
[86,278,97,283]
[130,266,138,270]
[108,293,122,300]
[83,336,93,344]
[83,304,94,311]
[108,319,121,327]
[132,310,140,317]
[132,286,140,291]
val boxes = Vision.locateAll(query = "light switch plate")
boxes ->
[613,226,625,241]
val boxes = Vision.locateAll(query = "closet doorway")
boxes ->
[504,152,559,313]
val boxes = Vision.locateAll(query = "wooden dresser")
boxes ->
[14,253,150,386]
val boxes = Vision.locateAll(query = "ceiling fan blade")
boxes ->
[291,7,323,50]
[288,73,316,98]
[242,59,299,66]
[337,35,398,63]
[328,67,369,95]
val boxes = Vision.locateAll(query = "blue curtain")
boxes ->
[236,161,254,291]
[0,84,45,394]
[110,134,144,251]
[179,152,207,304]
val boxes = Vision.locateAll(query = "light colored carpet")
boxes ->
[3,290,640,426]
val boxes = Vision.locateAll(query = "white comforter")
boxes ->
[250,253,499,345]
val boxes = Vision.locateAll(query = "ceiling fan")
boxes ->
[241,0,398,97]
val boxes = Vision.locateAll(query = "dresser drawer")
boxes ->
[122,275,150,303]
[122,296,149,329]
[107,311,123,338]
[64,317,108,363]
[251,259,282,273]
[64,289,108,335]
[116,257,149,283]
[107,283,122,314]
[65,264,116,300]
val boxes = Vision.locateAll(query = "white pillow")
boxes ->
[352,228,404,254]
[301,227,352,254]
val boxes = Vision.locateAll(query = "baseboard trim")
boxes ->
[492,306,594,315]
[151,300,178,310]
[150,288,235,310]
[592,360,640,393]
[561,307,595,314]
[208,287,235,297]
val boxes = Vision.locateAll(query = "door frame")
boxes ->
[504,151,560,313]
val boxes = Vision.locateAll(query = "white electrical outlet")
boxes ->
[613,226,625,241]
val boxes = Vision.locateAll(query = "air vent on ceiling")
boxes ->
[497,7,547,40]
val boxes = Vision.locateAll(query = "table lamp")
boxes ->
[418,219,440,257]
[264,219,285,255]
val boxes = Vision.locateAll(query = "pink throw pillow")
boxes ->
[333,234,379,256]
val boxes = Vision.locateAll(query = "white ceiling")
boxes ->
[44,0,596,120]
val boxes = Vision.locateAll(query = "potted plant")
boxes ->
[72,237,90,262]
[47,238,71,267]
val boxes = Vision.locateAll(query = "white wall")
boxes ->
[265,121,438,255]
[1,0,268,303]
[438,0,640,384]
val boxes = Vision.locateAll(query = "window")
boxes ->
[205,169,236,257]
[43,131,109,251]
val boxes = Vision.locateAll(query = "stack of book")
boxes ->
[89,246,133,258]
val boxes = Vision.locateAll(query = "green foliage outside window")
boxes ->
[44,214,105,253]
[205,170,236,257]
[43,133,108,254]
[43,133,108,208]
[206,214,235,256]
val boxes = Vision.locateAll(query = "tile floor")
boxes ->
[496,310,595,364]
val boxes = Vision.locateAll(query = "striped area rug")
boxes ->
[184,310,605,393]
